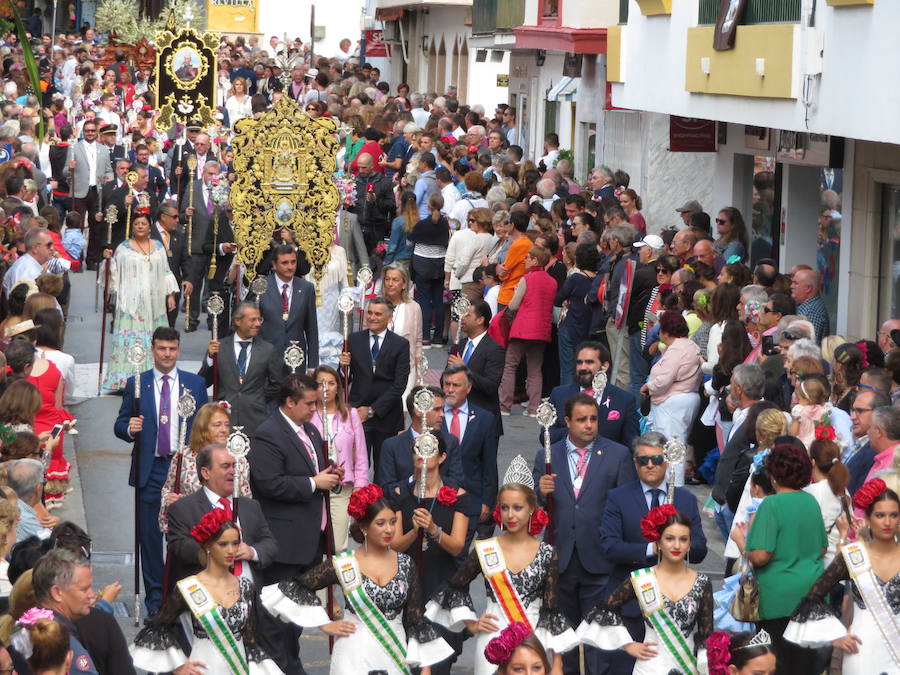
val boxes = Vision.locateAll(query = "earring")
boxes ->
[363,530,368,553]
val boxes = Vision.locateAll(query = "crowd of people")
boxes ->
[0,17,890,675]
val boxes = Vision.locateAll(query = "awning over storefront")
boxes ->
[547,76,579,102]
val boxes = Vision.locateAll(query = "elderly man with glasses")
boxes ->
[3,227,69,297]
[845,390,891,495]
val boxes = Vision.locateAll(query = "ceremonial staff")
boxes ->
[412,388,439,572]
[337,292,355,403]
[356,265,373,332]
[320,383,337,654]
[124,170,138,240]
[208,204,219,280]
[97,204,119,396]
[536,398,557,545]
[207,292,225,399]
[185,155,197,324]
[284,341,305,375]
[161,390,196,604]
[450,295,471,357]
[416,354,428,387]
[226,425,250,526]
[663,437,686,504]
[93,165,105,313]
[175,129,186,200]
[126,342,147,626]
[249,277,267,309]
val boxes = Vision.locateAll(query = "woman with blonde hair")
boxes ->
[13,613,72,674]
[158,402,249,533]
[446,207,496,305]
[23,293,57,322]
[225,76,252,124]
[0,496,19,597]
[382,263,422,398]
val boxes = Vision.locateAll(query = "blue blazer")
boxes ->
[532,437,636,576]
[541,383,640,450]
[114,369,208,489]
[440,404,498,516]
[377,429,465,499]
[600,480,707,616]
[847,443,876,496]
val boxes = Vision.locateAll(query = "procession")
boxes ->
[0,0,894,674]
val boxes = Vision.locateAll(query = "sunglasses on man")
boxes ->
[635,454,665,467]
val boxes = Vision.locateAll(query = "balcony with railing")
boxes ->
[472,0,525,34]
[698,0,801,25]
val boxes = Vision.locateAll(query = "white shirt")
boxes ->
[370,329,388,357]
[278,409,318,493]
[539,149,559,168]
[411,108,430,128]
[83,140,98,186]
[3,253,43,295]
[440,183,459,215]
[276,276,293,314]
[465,330,487,355]
[203,486,259,582]
[152,368,180,456]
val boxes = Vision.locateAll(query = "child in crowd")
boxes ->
[474,263,501,316]
[61,211,84,267]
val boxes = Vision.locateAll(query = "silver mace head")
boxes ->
[226,426,251,459]
[284,340,305,374]
[535,397,557,430]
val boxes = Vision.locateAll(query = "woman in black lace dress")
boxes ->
[784,479,900,674]
[577,507,713,674]
[425,474,577,675]
[391,433,470,674]
[261,487,452,674]
[130,509,282,674]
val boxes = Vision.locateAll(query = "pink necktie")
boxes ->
[573,448,589,497]
[299,428,327,531]
[450,409,461,440]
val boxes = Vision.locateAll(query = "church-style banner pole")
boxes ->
[321,383,336,653]
[185,154,197,325]
[450,295,471,357]
[97,204,119,396]
[356,265,373,332]
[226,425,250,527]
[207,292,225,399]
[337,292,355,404]
[127,342,147,626]
[536,398,557,545]
[412,388,439,573]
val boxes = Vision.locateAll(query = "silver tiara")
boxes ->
[735,629,772,650]
[502,455,535,490]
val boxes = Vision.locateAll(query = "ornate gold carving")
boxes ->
[230,96,340,296]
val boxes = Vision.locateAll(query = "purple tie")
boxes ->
[157,375,171,457]
[206,190,214,216]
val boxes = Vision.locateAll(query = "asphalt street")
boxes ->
[59,269,726,673]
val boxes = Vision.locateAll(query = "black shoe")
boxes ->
[86,262,99,271]
[185,324,198,333]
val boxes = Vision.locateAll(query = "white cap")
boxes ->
[634,234,665,250]
[306,68,319,78]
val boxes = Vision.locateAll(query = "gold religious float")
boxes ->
[230,95,340,304]
[153,10,219,130]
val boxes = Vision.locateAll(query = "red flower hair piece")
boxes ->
[348,484,383,520]
[492,502,502,526]
[190,508,231,545]
[853,478,888,513]
[640,504,677,543]
[814,424,836,441]
[484,621,532,666]
[528,508,550,536]
[706,631,732,675]
[437,486,458,506]
[856,341,870,368]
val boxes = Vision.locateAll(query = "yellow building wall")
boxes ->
[207,0,259,34]
[607,24,622,82]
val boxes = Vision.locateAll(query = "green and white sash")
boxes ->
[332,551,412,675]
[842,541,900,667]
[630,568,697,675]
[176,576,249,675]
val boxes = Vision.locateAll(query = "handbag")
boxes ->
[713,572,756,632]
[729,556,760,622]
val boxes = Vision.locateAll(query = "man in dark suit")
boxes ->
[378,385,464,495]
[600,431,708,672]
[339,296,410,469]
[448,299,505,438]
[99,123,125,173]
[533,393,635,675]
[258,244,319,368]
[175,132,215,208]
[167,443,278,583]
[113,326,208,614]
[847,390,889,495]
[441,364,498,539]
[541,341,640,449]
[133,143,167,203]
[152,203,192,328]
[180,158,223,331]
[200,302,281,435]
[201,209,237,336]
[249,374,343,674]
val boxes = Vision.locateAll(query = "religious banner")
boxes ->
[230,96,340,302]
[207,0,259,34]
[154,11,219,129]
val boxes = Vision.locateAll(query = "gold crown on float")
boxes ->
[502,455,534,490]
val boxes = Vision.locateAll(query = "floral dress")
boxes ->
[262,552,451,674]
[131,576,282,674]
[785,553,900,675]
[157,451,252,533]
[578,572,713,675]
[102,240,178,391]
[426,542,577,675]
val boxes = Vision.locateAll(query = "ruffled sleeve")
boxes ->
[784,555,850,647]
[695,576,714,654]
[260,560,333,627]
[130,592,189,673]
[535,546,578,653]
[575,578,634,651]
[402,554,454,667]
[424,548,480,630]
